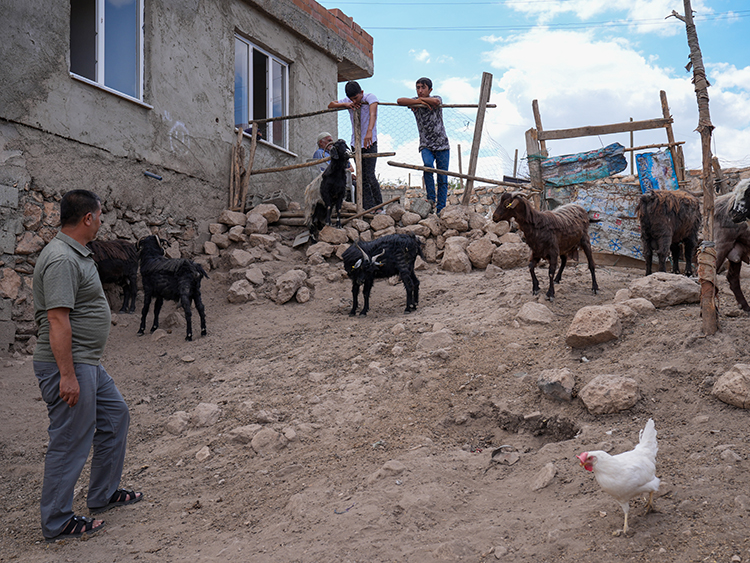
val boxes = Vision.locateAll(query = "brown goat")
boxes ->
[635,189,701,277]
[492,192,598,301]
[715,190,750,312]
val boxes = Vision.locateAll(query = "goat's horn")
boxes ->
[355,242,371,263]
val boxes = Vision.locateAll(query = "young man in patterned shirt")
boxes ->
[398,77,450,214]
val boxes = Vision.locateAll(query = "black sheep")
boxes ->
[136,235,208,341]
[715,179,750,312]
[635,189,701,276]
[342,233,423,316]
[492,192,598,301]
[86,239,138,313]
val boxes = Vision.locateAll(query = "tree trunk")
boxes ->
[673,0,718,335]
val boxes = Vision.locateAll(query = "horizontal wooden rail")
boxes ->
[537,117,673,141]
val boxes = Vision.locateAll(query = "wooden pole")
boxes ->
[249,152,395,176]
[513,148,518,178]
[457,143,464,191]
[629,117,635,174]
[240,122,258,212]
[462,72,493,206]
[525,128,544,208]
[353,108,363,211]
[660,90,685,184]
[342,196,401,225]
[531,99,548,157]
[670,0,718,335]
[387,161,538,190]
[712,156,728,194]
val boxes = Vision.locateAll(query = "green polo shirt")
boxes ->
[33,232,111,365]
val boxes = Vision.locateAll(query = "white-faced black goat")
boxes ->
[492,192,598,301]
[304,139,352,238]
[86,239,138,313]
[342,233,424,316]
[715,179,750,312]
[136,235,208,341]
[635,189,701,277]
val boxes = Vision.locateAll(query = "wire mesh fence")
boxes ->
[336,104,527,190]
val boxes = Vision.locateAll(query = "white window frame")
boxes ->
[234,35,289,150]
[70,0,145,102]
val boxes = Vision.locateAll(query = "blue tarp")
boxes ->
[540,143,628,187]
[636,150,678,192]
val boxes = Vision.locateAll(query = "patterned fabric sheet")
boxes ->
[547,183,644,260]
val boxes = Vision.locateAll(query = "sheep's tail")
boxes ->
[635,418,658,461]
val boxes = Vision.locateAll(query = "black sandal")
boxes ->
[46,515,104,542]
[90,488,143,514]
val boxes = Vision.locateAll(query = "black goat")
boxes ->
[715,180,750,312]
[492,192,598,301]
[86,239,138,313]
[321,139,352,228]
[304,139,351,237]
[136,235,208,341]
[342,233,423,316]
[635,189,701,277]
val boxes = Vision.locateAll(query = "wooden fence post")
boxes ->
[461,72,493,207]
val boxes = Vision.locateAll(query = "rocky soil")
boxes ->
[2,248,750,563]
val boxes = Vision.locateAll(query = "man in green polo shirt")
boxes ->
[33,189,142,541]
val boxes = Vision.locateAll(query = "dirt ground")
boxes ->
[2,237,750,563]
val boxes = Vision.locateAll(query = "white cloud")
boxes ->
[479,28,713,168]
[508,1,713,36]
[409,49,431,63]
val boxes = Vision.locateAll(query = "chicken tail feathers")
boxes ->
[636,418,658,460]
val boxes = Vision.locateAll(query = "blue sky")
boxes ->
[317,0,750,183]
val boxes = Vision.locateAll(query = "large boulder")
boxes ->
[713,364,750,408]
[318,226,349,245]
[370,213,395,231]
[579,375,639,414]
[274,269,308,304]
[440,206,469,232]
[516,302,554,325]
[218,209,247,227]
[466,236,496,269]
[244,213,268,235]
[565,305,622,348]
[250,203,281,224]
[440,236,472,273]
[628,272,700,307]
[538,368,575,402]
[492,242,531,269]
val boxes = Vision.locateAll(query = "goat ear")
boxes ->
[330,145,338,159]
[508,197,521,209]
[353,258,362,269]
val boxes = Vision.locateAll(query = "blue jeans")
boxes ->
[421,148,450,213]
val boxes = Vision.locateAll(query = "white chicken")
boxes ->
[576,418,660,536]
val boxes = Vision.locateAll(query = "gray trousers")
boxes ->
[34,361,130,539]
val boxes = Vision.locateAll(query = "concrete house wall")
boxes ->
[0,0,373,350]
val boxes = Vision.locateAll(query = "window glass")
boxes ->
[234,40,249,127]
[105,0,139,98]
[69,0,144,100]
[234,35,289,149]
[272,60,286,147]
